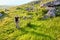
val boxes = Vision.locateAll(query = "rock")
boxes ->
[41,0,60,7]
[43,15,49,19]
[40,0,60,19]
[53,1,60,6]
[25,7,34,12]
[25,7,31,11]
[0,13,3,17]
[42,7,56,19]
[56,9,59,11]
[42,2,54,7]
[46,7,56,17]
[45,7,53,10]
[31,5,34,9]
[34,0,40,4]
[55,0,60,1]
[41,2,53,7]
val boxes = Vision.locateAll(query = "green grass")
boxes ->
[0,0,60,40]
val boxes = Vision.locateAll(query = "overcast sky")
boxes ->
[0,0,34,6]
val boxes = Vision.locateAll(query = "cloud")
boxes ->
[0,0,34,6]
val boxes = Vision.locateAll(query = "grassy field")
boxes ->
[0,0,60,40]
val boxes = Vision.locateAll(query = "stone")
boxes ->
[56,9,59,11]
[46,7,56,17]
[53,1,60,6]
[43,15,49,19]
[40,0,60,19]
[34,1,40,4]
[45,7,53,10]
[0,13,3,17]
[41,2,53,7]
[26,7,34,12]
[25,8,31,11]
[41,0,60,7]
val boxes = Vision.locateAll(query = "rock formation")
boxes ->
[0,13,3,17]
[41,0,60,19]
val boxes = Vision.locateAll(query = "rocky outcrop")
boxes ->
[34,1,41,4]
[0,13,3,17]
[41,0,60,7]
[41,0,60,19]
[45,7,56,17]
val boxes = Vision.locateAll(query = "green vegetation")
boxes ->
[0,0,60,40]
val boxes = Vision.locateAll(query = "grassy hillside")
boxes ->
[0,0,60,40]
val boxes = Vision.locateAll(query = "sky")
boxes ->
[0,0,34,6]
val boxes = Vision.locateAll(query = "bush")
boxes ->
[27,12,33,15]
[55,10,60,17]
[55,6,60,17]
[16,7,21,10]
[0,11,8,19]
[27,22,32,27]
[42,9,48,15]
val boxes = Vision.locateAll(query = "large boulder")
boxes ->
[41,2,54,7]
[40,0,60,19]
[45,7,56,17]
[34,1,40,4]
[41,0,60,7]
[42,7,56,19]
[53,1,60,6]
[0,13,3,17]
[45,7,53,10]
